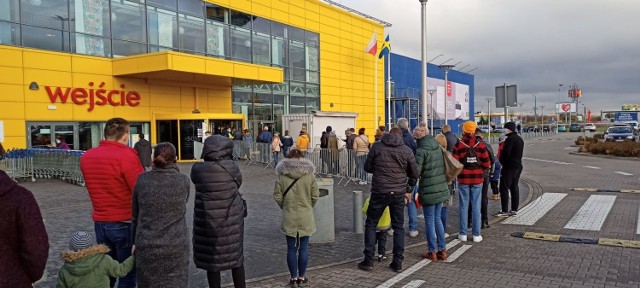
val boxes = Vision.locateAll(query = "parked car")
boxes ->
[492,127,505,133]
[569,123,581,132]
[542,125,550,132]
[624,121,639,132]
[584,123,597,132]
[605,126,636,142]
[523,126,534,132]
[479,126,491,133]
[557,125,567,132]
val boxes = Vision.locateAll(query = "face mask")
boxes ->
[56,139,61,144]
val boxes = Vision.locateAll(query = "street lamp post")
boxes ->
[438,64,455,126]
[557,83,563,134]
[427,86,437,135]
[485,97,493,143]
[540,105,545,127]
[531,94,537,126]
[420,0,429,127]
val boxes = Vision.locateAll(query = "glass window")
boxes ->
[111,0,146,42]
[287,25,304,42]
[252,31,270,65]
[290,68,306,82]
[178,0,203,17]
[271,21,284,37]
[305,84,319,97]
[179,14,205,54]
[112,39,147,57]
[74,33,110,56]
[0,21,20,45]
[232,91,251,104]
[307,45,319,71]
[272,83,288,95]
[253,17,270,34]
[290,96,306,114]
[230,10,251,28]
[205,3,226,23]
[306,97,319,113]
[271,36,284,66]
[22,25,70,52]
[289,40,305,68]
[290,82,305,96]
[206,20,227,57]
[149,45,175,52]
[71,0,110,37]
[21,0,70,30]
[147,0,176,11]
[0,0,20,21]
[148,6,178,49]
[306,71,319,83]
[305,31,319,46]
[230,26,250,61]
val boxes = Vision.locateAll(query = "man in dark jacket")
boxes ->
[345,128,357,179]
[358,128,419,273]
[469,128,496,228]
[80,118,143,288]
[496,122,525,217]
[442,125,459,153]
[397,118,420,238]
[133,133,152,171]
[0,170,49,288]
[320,126,332,174]
[258,126,273,163]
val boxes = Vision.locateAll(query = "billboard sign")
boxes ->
[622,104,640,111]
[614,112,638,122]
[556,103,577,113]
[495,85,517,108]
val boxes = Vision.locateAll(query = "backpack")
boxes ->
[459,141,481,169]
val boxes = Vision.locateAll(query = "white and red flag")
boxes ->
[365,32,377,56]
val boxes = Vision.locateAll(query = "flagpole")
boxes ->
[387,52,392,130]
[374,55,378,128]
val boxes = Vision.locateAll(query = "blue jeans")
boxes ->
[406,186,418,232]
[441,206,448,232]
[356,155,367,181]
[286,236,309,278]
[458,184,482,237]
[423,203,446,253]
[94,222,135,288]
[273,152,279,166]
[283,147,290,158]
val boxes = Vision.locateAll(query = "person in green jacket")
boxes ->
[413,126,449,262]
[57,231,135,288]
[274,149,319,288]
[363,196,391,261]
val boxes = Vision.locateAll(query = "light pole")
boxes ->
[531,94,537,125]
[485,97,493,143]
[439,64,455,125]
[420,0,429,127]
[557,83,563,133]
[427,86,437,135]
[518,102,524,122]
[540,105,545,126]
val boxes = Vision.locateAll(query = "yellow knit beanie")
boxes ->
[462,121,477,134]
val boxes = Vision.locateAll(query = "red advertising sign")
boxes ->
[561,103,571,112]
[45,82,141,112]
[446,81,452,97]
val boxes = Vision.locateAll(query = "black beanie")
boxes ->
[504,122,517,133]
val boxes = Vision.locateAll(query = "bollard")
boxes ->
[353,190,364,234]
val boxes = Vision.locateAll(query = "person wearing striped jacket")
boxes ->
[452,121,491,243]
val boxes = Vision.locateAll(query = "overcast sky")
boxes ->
[337,0,640,114]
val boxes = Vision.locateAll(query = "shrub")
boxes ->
[583,141,640,157]
[575,136,585,145]
[593,133,603,140]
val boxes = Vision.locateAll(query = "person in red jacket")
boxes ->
[0,170,49,288]
[452,121,491,243]
[80,117,143,288]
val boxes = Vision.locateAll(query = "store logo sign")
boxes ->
[45,82,140,112]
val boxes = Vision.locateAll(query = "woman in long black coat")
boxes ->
[191,135,246,288]
[132,142,190,287]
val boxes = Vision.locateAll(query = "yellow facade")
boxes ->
[0,0,386,150]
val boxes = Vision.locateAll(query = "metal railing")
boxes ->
[0,148,85,186]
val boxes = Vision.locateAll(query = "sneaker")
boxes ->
[509,210,518,216]
[409,230,419,238]
[458,234,467,242]
[357,260,374,271]
[482,221,490,229]
[473,235,483,243]
[387,229,394,236]
[289,278,298,288]
[436,250,448,261]
[495,211,510,217]
[444,233,450,238]
[297,276,309,286]
[376,254,388,262]
[422,252,437,261]
[389,261,403,273]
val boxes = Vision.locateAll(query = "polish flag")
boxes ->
[365,32,377,56]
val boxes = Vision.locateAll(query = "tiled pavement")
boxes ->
[28,160,524,287]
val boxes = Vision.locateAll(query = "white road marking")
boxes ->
[445,244,472,263]
[637,206,640,235]
[376,239,462,288]
[503,193,567,225]
[583,166,601,170]
[523,157,573,165]
[565,195,616,231]
[402,280,426,288]
[564,147,575,150]
[615,171,633,176]
[376,260,430,288]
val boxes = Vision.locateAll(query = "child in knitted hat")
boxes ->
[57,231,135,288]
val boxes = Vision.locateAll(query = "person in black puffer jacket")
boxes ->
[358,128,419,273]
[191,135,246,288]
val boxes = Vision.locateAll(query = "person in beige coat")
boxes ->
[353,128,370,185]
[272,132,283,166]
[274,149,319,287]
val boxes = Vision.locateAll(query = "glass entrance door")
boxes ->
[28,122,78,149]
[179,120,204,160]
[157,120,179,155]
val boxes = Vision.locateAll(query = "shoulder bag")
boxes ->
[441,146,464,183]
